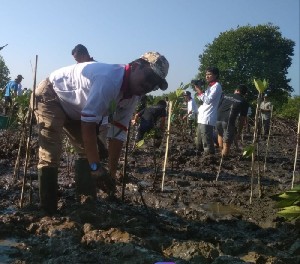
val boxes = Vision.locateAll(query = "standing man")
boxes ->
[31,51,169,214]
[193,67,222,155]
[260,94,272,137]
[182,90,198,136]
[216,84,249,156]
[4,74,24,115]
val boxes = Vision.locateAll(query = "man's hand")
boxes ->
[194,86,202,94]
[91,164,116,195]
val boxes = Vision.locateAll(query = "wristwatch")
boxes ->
[90,162,101,171]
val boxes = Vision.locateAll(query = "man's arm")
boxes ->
[81,121,100,164]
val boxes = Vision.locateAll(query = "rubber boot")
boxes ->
[75,158,97,199]
[38,167,58,215]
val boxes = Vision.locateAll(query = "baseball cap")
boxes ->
[183,91,191,96]
[140,52,169,90]
[16,75,24,79]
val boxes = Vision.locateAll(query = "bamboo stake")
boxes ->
[263,106,274,174]
[161,101,172,191]
[121,122,131,201]
[256,141,262,198]
[13,129,26,181]
[20,55,38,208]
[250,93,262,204]
[292,111,300,189]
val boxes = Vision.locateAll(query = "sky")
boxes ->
[0,0,299,96]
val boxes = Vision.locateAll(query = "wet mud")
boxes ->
[0,118,299,263]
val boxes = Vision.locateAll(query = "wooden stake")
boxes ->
[161,101,172,191]
[121,122,131,201]
[20,55,38,208]
[250,93,262,204]
[263,105,274,174]
[292,111,300,189]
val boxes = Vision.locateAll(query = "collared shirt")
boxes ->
[5,80,18,97]
[187,98,198,120]
[197,82,222,126]
[260,101,272,120]
[49,61,139,141]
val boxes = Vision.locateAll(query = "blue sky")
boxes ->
[1,0,299,96]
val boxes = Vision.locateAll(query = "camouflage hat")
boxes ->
[140,51,169,80]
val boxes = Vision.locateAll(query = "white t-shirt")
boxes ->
[49,62,139,141]
[197,82,222,126]
[187,98,198,120]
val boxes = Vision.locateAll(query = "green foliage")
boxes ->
[242,144,255,158]
[0,55,10,89]
[136,128,161,148]
[271,185,300,221]
[197,23,295,106]
[253,79,268,93]
[276,96,300,120]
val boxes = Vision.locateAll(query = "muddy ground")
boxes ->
[0,118,299,264]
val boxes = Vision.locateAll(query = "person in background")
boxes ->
[71,44,108,161]
[182,90,198,136]
[131,100,167,147]
[136,95,148,113]
[31,51,169,214]
[260,94,273,137]
[72,44,95,63]
[193,68,223,155]
[216,84,249,156]
[4,74,24,115]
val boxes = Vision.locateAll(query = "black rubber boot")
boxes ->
[75,158,97,199]
[38,167,58,215]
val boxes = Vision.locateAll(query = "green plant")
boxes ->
[271,185,300,221]
[276,96,300,120]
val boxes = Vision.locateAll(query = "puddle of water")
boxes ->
[0,206,17,214]
[199,202,241,217]
[0,238,20,263]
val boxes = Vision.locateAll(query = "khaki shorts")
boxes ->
[31,79,85,169]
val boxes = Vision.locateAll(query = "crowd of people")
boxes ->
[2,44,273,215]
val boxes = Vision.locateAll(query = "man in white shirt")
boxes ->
[31,51,169,214]
[193,67,223,155]
[260,94,273,136]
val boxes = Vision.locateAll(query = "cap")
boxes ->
[140,51,169,91]
[183,91,191,96]
[140,51,169,80]
[16,75,24,79]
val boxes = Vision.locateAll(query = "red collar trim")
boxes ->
[121,64,132,99]
[208,81,217,87]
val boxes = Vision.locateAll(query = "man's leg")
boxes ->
[200,124,215,154]
[31,79,66,214]
[195,123,204,152]
[222,124,235,156]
